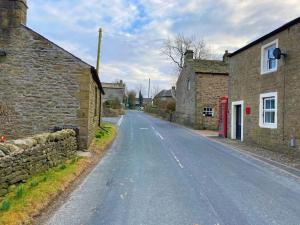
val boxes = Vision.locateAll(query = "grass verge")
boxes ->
[0,122,117,225]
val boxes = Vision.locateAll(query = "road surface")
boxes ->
[46,111,300,225]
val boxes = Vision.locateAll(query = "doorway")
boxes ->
[231,101,244,141]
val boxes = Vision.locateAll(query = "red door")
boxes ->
[219,97,228,138]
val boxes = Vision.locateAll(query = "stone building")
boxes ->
[102,80,126,105]
[0,0,105,150]
[153,87,176,105]
[228,17,300,153]
[175,50,228,130]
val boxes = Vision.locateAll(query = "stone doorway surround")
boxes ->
[231,100,244,141]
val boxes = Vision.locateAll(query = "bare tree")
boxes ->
[162,33,211,71]
[151,84,161,98]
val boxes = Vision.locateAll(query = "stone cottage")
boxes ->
[175,50,228,130]
[153,87,176,106]
[102,80,126,105]
[0,0,105,150]
[228,16,300,153]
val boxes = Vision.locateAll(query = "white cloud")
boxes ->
[27,0,300,95]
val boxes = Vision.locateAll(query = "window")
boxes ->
[261,39,278,74]
[203,107,213,117]
[187,79,191,90]
[259,92,277,128]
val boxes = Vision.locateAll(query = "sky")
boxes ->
[27,0,300,97]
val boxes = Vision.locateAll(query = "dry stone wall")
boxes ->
[0,129,77,197]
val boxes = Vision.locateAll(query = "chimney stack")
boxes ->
[184,50,194,62]
[0,0,28,29]
[223,50,230,62]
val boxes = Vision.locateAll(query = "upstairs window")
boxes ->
[259,92,277,129]
[261,40,278,74]
[203,107,213,117]
[187,79,191,90]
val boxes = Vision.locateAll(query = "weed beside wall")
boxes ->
[0,129,77,197]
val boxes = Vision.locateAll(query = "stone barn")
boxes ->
[0,0,105,150]
[175,50,229,130]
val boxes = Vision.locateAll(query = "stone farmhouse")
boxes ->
[0,0,105,150]
[175,50,229,130]
[228,16,300,153]
[102,80,126,105]
[154,87,176,105]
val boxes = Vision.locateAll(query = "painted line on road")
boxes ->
[139,128,149,130]
[117,115,123,126]
[170,150,184,169]
[155,131,164,140]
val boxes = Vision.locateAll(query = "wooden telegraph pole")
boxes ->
[97,28,103,127]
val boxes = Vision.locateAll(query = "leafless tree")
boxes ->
[162,33,211,71]
[151,84,161,98]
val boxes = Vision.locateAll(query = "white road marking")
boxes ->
[170,150,184,169]
[117,115,123,126]
[155,131,164,140]
[151,126,155,130]
[140,128,149,130]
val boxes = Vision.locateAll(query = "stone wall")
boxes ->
[0,129,77,197]
[175,63,196,127]
[102,82,125,104]
[0,25,100,150]
[195,73,228,130]
[228,22,300,152]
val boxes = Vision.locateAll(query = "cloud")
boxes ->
[27,0,300,95]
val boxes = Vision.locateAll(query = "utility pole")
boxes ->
[96,28,102,74]
[96,28,103,127]
[148,78,150,99]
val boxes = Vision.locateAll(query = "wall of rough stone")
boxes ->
[0,24,99,150]
[102,83,125,105]
[175,63,196,127]
[228,22,300,153]
[0,129,77,197]
[87,79,101,148]
[195,73,228,130]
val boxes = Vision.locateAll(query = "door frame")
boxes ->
[231,100,244,141]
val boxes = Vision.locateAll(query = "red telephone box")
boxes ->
[219,96,228,138]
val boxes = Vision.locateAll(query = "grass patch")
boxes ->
[0,156,89,225]
[0,122,117,225]
[93,122,117,150]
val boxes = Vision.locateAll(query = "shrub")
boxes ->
[29,180,39,188]
[15,185,25,199]
[166,101,176,112]
[0,199,10,211]
[59,164,67,170]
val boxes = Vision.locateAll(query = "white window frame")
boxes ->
[231,100,244,141]
[261,39,278,75]
[259,92,277,129]
[203,107,213,117]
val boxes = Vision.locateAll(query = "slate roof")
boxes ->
[155,89,176,99]
[190,59,228,74]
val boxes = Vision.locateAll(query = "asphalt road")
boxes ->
[46,111,300,225]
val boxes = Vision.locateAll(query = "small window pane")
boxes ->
[270,99,275,109]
